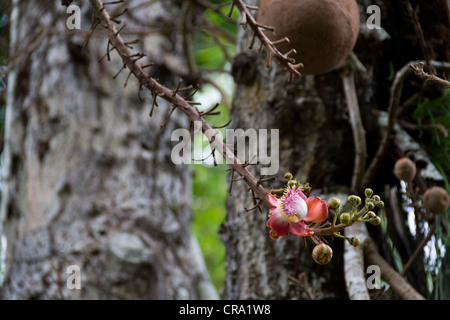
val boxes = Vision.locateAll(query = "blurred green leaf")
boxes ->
[412,89,450,176]
[192,163,227,292]
[192,1,237,69]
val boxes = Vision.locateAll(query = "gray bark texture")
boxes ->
[0,0,213,299]
[221,51,351,300]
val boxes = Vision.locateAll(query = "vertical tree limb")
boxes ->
[362,60,450,187]
[341,69,366,193]
[364,238,426,300]
[0,0,20,249]
[344,213,370,300]
[362,62,410,187]
[401,223,436,277]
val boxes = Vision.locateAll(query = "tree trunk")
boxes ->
[0,0,215,299]
[221,0,449,300]
[221,0,352,299]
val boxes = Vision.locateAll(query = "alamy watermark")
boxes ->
[65,4,383,32]
[171,121,280,175]
[66,265,81,290]
[366,265,381,289]
[366,5,381,30]
[66,5,81,30]
[64,263,381,291]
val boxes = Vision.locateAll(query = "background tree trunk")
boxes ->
[0,0,216,299]
[221,0,449,300]
[221,0,352,299]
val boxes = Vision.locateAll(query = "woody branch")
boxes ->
[88,0,271,208]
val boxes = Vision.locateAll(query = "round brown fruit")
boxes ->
[422,186,450,215]
[257,0,360,75]
[393,157,417,182]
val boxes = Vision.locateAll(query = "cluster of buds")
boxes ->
[283,172,312,194]
[327,188,384,249]
[345,190,383,224]
[267,173,384,265]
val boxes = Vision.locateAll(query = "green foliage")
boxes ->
[192,1,237,69]
[192,163,227,292]
[191,101,230,293]
[193,34,232,69]
[190,1,237,293]
[412,89,450,180]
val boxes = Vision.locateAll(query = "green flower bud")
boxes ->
[375,200,384,208]
[327,197,341,210]
[363,211,376,220]
[347,237,360,247]
[370,216,381,226]
[348,195,362,207]
[366,202,375,210]
[372,195,381,203]
[287,180,296,188]
[300,183,311,193]
[285,172,293,182]
[312,243,333,265]
[365,188,374,199]
[339,212,350,224]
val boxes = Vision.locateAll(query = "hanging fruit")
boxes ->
[422,186,450,215]
[257,0,360,75]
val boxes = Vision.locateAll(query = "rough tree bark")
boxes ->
[0,0,216,299]
[221,0,449,300]
[221,0,353,299]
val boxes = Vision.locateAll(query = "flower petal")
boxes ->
[267,193,278,208]
[296,189,308,202]
[280,188,308,221]
[304,196,328,223]
[267,210,290,236]
[289,220,311,236]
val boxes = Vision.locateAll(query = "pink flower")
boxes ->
[267,187,328,239]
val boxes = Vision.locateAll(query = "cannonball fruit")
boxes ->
[312,243,333,265]
[257,0,360,75]
[393,157,417,182]
[422,186,450,215]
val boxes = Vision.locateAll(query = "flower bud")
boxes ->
[369,216,381,226]
[365,188,374,199]
[347,237,360,247]
[363,211,376,220]
[393,157,416,182]
[269,230,280,239]
[375,200,384,208]
[285,172,293,182]
[348,195,361,207]
[339,212,350,224]
[327,197,341,210]
[422,186,450,215]
[287,180,296,188]
[366,202,375,210]
[312,243,333,265]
